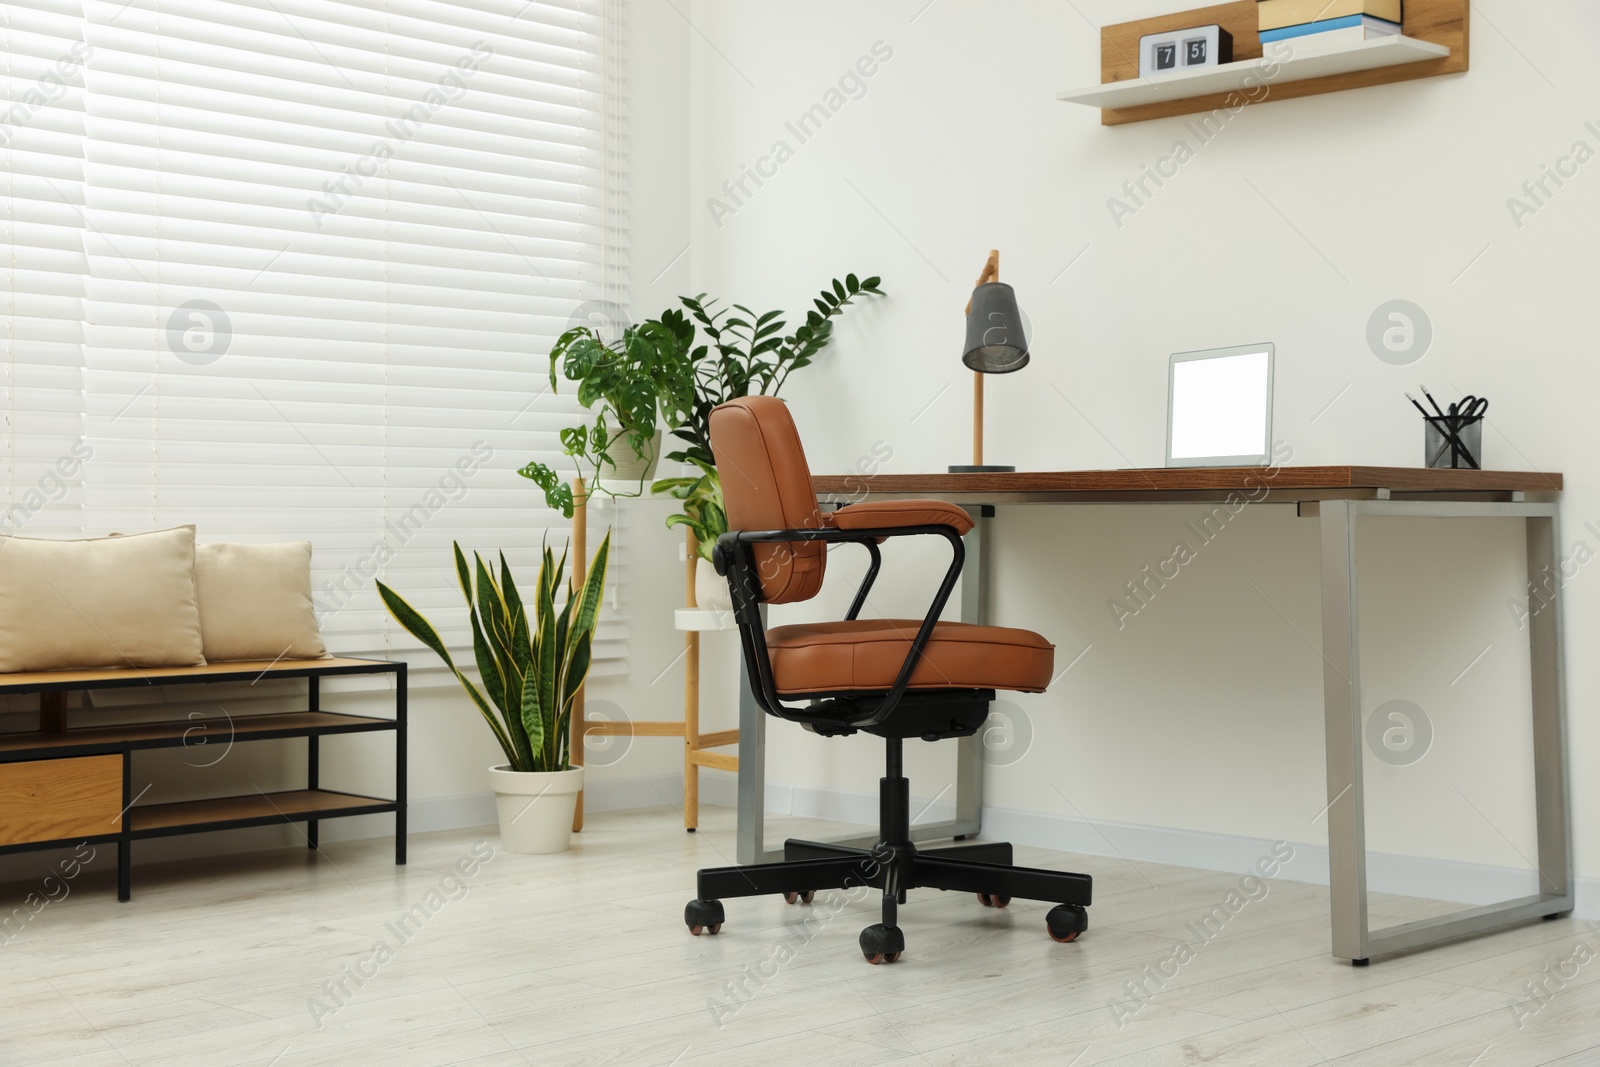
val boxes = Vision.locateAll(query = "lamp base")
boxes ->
[947,464,1016,473]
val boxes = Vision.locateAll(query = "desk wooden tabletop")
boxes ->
[812,466,1562,502]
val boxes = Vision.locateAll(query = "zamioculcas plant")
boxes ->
[376,533,611,773]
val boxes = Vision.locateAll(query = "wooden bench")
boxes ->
[0,658,406,900]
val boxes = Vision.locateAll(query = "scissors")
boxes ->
[1450,396,1489,421]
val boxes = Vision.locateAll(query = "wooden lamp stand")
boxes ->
[949,249,1016,474]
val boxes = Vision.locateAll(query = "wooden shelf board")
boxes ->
[129,789,392,834]
[675,608,738,632]
[687,751,738,773]
[1059,36,1449,109]
[0,711,394,756]
[0,657,399,695]
[1067,0,1468,125]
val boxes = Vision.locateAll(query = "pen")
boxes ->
[1419,385,1448,420]
[1420,385,1473,468]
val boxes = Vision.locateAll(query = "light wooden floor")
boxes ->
[3,806,1597,1066]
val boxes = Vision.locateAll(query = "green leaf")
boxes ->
[468,607,523,765]
[453,543,474,606]
[501,550,532,671]
[476,553,511,660]
[378,581,519,768]
[515,462,575,517]
[562,631,592,711]
[520,665,545,763]
[832,278,847,300]
[535,546,560,769]
[846,273,859,293]
[376,581,454,671]
[567,532,611,648]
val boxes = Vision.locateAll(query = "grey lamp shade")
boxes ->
[962,282,1029,373]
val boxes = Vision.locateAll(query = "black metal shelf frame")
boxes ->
[0,660,407,901]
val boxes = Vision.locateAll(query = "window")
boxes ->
[2,0,88,543]
[3,0,629,672]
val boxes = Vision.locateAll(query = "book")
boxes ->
[1257,0,1402,32]
[1260,15,1403,43]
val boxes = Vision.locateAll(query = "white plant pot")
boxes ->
[488,765,584,854]
[694,560,734,613]
[598,428,662,492]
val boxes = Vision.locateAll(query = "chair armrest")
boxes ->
[716,522,966,731]
[830,500,974,536]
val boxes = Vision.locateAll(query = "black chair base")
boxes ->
[685,739,1092,963]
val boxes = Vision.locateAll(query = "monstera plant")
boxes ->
[376,533,610,853]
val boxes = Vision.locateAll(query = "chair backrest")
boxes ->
[708,396,826,604]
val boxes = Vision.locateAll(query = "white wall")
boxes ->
[659,0,1600,906]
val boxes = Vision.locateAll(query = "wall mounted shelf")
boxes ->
[1059,36,1450,110]
[1061,0,1468,125]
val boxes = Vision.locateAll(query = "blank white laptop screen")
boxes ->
[1166,345,1274,467]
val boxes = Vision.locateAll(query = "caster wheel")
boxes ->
[685,898,725,936]
[977,893,1011,908]
[784,890,816,905]
[1046,904,1088,944]
[859,923,906,964]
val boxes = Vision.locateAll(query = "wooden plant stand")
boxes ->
[568,471,736,832]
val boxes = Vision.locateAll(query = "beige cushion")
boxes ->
[194,542,328,662]
[0,526,207,672]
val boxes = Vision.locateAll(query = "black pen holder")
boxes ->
[1424,416,1483,469]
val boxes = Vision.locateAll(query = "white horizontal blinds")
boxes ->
[1,0,87,542]
[78,0,629,666]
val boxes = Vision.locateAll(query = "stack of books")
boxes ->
[1257,0,1403,46]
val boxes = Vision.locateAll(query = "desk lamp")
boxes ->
[950,249,1029,473]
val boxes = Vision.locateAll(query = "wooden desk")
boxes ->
[811,465,1563,502]
[734,467,1571,963]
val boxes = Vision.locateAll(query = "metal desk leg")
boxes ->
[735,509,991,865]
[1527,510,1574,910]
[1319,499,1370,961]
[952,507,990,836]
[1318,499,1573,963]
[735,655,767,866]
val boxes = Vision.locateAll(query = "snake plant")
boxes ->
[376,533,610,773]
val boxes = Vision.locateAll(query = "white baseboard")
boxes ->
[9,773,1589,924]
[740,782,1600,921]
[981,804,1600,921]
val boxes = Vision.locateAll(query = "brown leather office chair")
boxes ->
[683,396,1091,963]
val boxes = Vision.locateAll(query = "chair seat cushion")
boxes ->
[767,620,1054,695]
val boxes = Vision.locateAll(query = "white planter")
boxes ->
[488,765,584,854]
[599,428,662,492]
[694,560,734,612]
